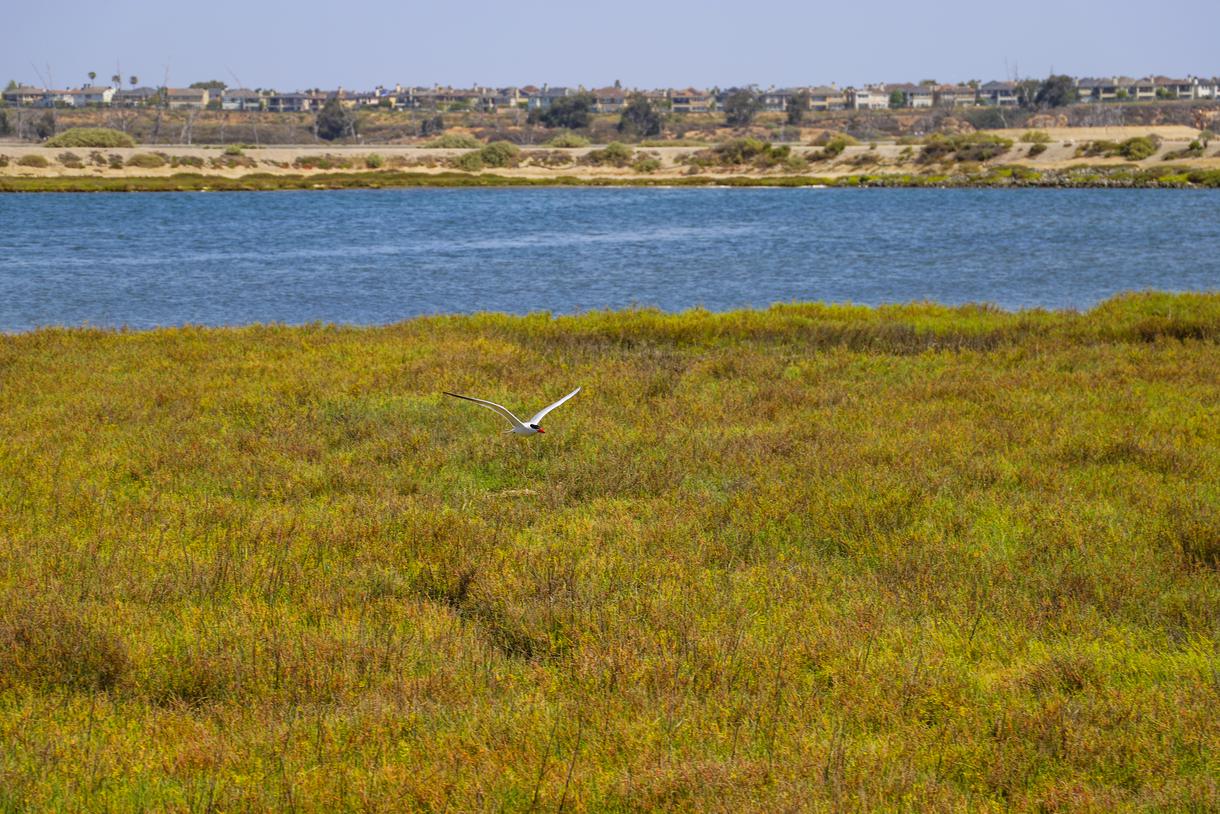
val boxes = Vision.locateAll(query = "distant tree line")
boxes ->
[528,93,596,129]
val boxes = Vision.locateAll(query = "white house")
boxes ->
[75,86,115,106]
[42,90,78,107]
[847,86,888,110]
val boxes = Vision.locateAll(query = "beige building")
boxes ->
[847,86,888,110]
[166,88,209,109]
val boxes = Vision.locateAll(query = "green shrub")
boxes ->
[210,154,257,169]
[17,154,49,168]
[454,151,484,172]
[818,136,855,158]
[1080,136,1160,161]
[522,150,575,168]
[584,141,635,167]
[1078,140,1116,157]
[292,155,352,170]
[811,130,859,147]
[784,154,811,172]
[679,138,802,169]
[478,141,520,168]
[364,153,385,169]
[753,144,792,169]
[711,138,771,165]
[108,154,124,169]
[170,155,205,169]
[425,134,481,149]
[222,145,245,157]
[955,134,1012,162]
[44,127,136,148]
[57,151,84,168]
[126,153,167,169]
[0,155,8,168]
[1020,130,1052,144]
[920,133,1012,164]
[544,132,590,148]
[1028,143,1048,157]
[1117,136,1159,161]
[631,156,662,173]
[1162,141,1204,161]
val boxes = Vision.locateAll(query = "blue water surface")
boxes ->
[1,187,1217,330]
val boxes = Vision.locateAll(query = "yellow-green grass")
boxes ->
[1,293,1218,812]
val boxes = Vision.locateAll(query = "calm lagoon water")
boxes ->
[1,187,1218,331]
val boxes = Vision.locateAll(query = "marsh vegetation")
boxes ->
[0,294,1218,810]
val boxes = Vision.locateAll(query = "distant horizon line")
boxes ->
[7,71,1220,94]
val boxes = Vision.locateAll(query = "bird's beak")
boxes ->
[536,428,545,434]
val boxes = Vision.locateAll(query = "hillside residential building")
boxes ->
[887,83,933,108]
[526,86,578,110]
[4,72,1220,116]
[591,87,626,113]
[759,88,790,112]
[166,88,208,109]
[669,89,714,113]
[934,84,976,107]
[43,90,78,107]
[978,81,1018,106]
[114,87,159,107]
[74,86,115,106]
[1151,77,1197,99]
[221,89,264,111]
[1131,77,1156,101]
[808,86,847,111]
[480,87,523,111]
[1077,77,1123,102]
[266,92,318,113]
[847,86,888,110]
[1,85,45,106]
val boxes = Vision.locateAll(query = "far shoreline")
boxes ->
[4,166,1220,192]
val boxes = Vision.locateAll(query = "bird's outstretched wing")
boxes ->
[445,392,527,430]
[529,387,582,425]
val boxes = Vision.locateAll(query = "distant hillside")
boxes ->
[3,100,1217,146]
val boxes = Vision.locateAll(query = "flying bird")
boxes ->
[444,387,581,435]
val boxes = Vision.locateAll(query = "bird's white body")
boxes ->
[445,387,581,436]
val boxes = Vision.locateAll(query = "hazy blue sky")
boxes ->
[6,0,1217,90]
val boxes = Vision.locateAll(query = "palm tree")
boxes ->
[88,71,96,85]
[129,75,138,88]
[111,74,121,88]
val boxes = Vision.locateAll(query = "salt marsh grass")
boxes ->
[0,293,1218,811]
